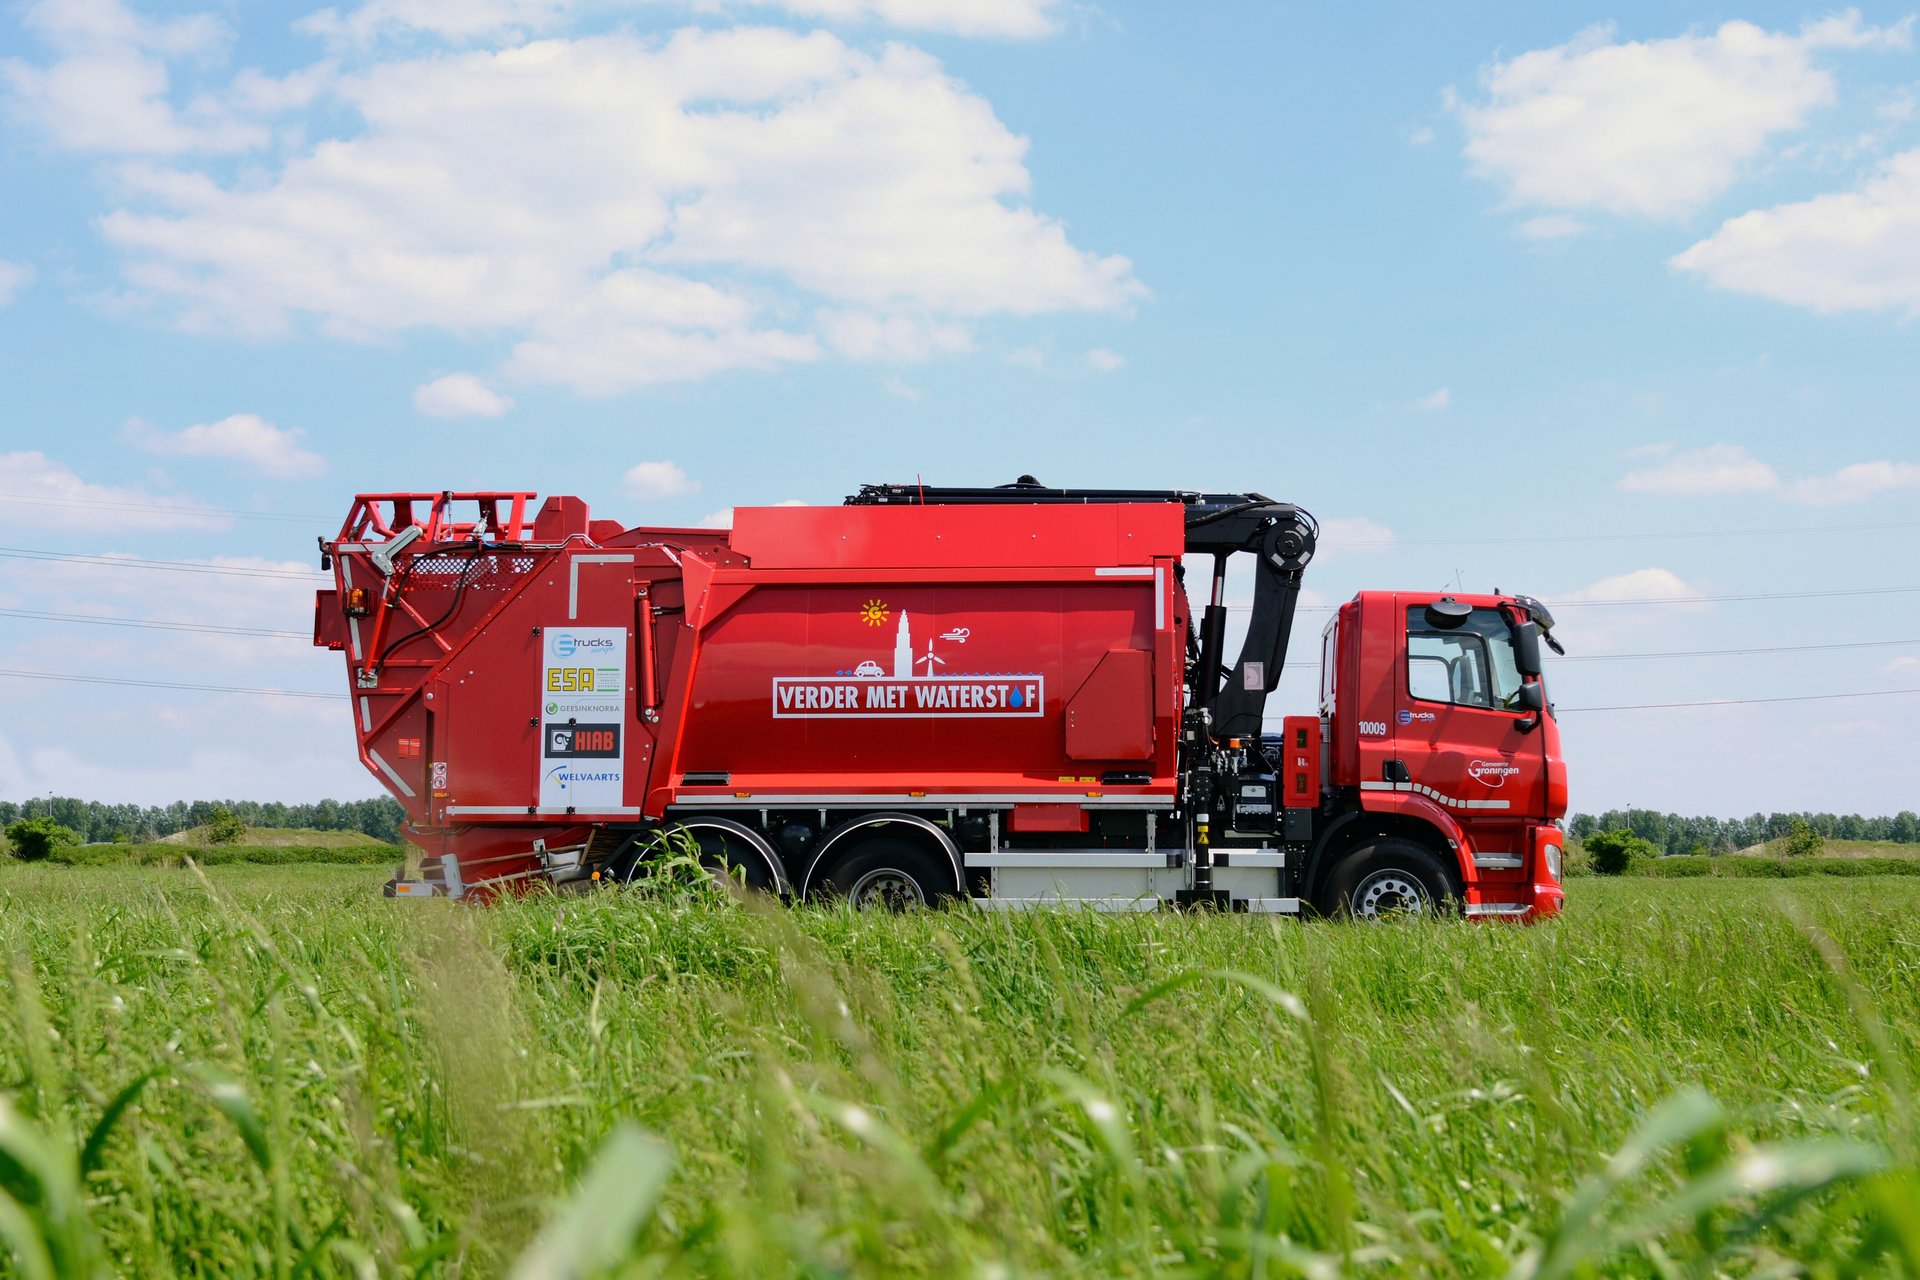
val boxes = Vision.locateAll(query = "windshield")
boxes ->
[1406,606,1528,711]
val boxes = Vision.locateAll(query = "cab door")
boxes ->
[1394,600,1544,848]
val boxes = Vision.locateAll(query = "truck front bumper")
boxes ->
[1464,881,1563,922]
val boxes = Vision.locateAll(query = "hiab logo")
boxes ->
[546,724,620,758]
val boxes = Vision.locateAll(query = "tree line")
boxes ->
[0,797,405,844]
[1568,809,1920,856]
[6,796,1914,856]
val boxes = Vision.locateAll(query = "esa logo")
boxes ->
[1358,719,1388,737]
[550,633,616,659]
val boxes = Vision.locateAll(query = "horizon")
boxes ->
[3,0,1918,813]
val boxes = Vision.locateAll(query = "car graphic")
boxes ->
[854,660,885,677]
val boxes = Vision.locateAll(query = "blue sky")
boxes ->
[2,0,1918,817]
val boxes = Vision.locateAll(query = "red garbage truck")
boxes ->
[313,479,1567,919]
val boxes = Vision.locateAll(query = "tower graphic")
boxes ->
[893,611,914,678]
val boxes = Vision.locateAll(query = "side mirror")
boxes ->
[1516,681,1544,712]
[1424,597,1472,630]
[1512,620,1543,677]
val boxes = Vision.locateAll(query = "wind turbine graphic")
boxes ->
[916,639,945,676]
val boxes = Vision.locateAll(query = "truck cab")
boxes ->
[1309,591,1566,920]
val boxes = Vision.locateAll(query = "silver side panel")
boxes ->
[966,850,1171,869]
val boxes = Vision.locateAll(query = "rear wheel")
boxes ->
[812,839,952,909]
[1318,838,1459,921]
[611,824,778,893]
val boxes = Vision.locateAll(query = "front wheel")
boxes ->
[1318,839,1460,921]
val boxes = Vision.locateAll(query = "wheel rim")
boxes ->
[847,867,925,909]
[1352,870,1429,921]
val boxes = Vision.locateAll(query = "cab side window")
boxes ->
[1407,632,1494,709]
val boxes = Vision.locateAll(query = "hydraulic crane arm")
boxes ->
[847,478,1318,741]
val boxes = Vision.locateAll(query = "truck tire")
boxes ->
[1317,838,1460,921]
[812,839,953,909]
[612,826,778,894]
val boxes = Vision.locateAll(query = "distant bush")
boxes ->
[206,806,247,846]
[1640,855,1920,879]
[1781,818,1824,858]
[1586,829,1658,876]
[47,843,402,869]
[5,816,80,862]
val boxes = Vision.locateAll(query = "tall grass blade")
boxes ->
[508,1124,673,1280]
[78,1069,156,1177]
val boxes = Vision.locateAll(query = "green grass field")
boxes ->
[3,865,1919,1277]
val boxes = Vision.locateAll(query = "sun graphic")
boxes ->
[859,598,891,627]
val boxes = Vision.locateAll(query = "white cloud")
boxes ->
[1412,387,1450,412]
[297,0,1068,42]
[1670,148,1920,314]
[90,28,1141,393]
[819,310,974,362]
[1517,214,1589,240]
[1619,443,1778,496]
[1619,444,1920,505]
[129,413,328,478]
[881,374,924,401]
[1409,125,1435,146]
[413,372,514,419]
[1552,567,1709,654]
[1882,655,1920,679]
[1086,346,1125,372]
[697,496,806,527]
[0,261,34,306]
[752,0,1067,38]
[1,0,265,154]
[1314,516,1395,560]
[622,460,697,500]
[1458,14,1911,219]
[1786,460,1920,505]
[297,0,571,45]
[0,452,228,532]
[1558,567,1702,605]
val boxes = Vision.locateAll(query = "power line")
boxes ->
[1559,688,1920,712]
[0,547,325,581]
[1548,585,1920,607]
[0,608,308,639]
[0,492,327,524]
[1271,584,1920,613]
[1336,517,1920,547]
[1557,639,1920,661]
[0,669,344,701]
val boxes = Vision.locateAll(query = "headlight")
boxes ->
[1544,842,1563,882]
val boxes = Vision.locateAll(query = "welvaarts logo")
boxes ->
[773,608,1043,720]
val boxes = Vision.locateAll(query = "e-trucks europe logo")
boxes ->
[772,609,1044,720]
